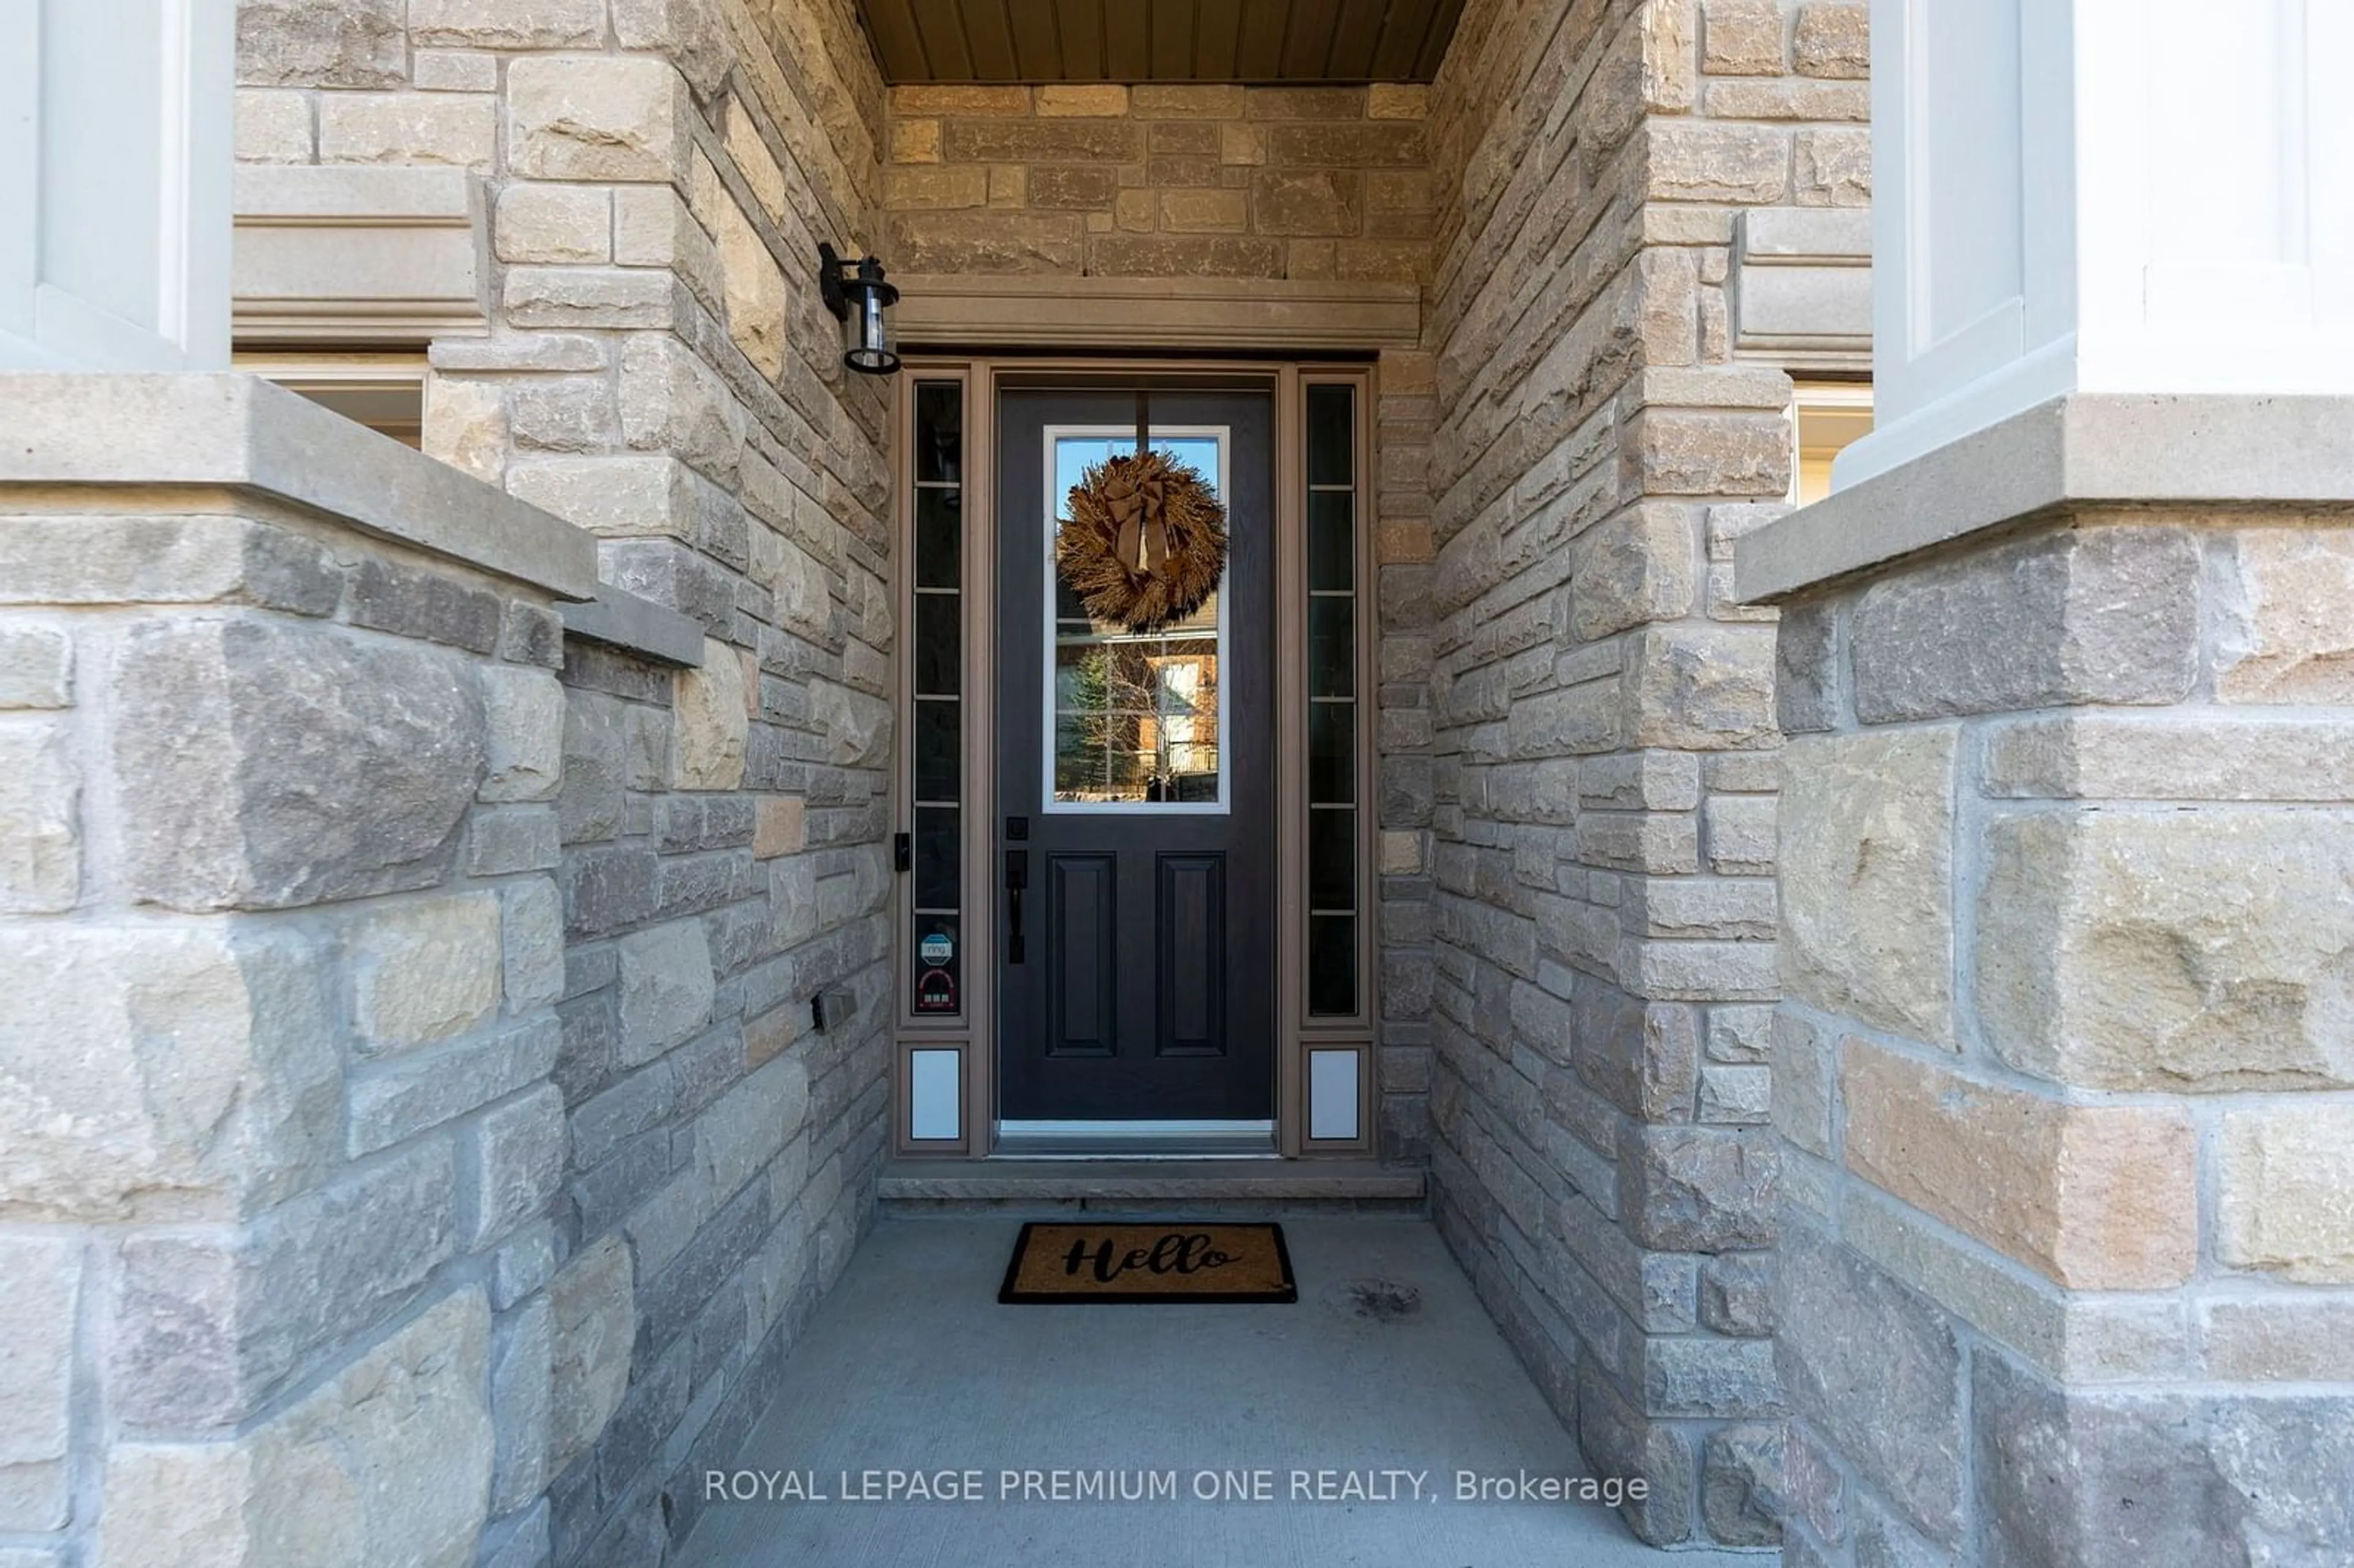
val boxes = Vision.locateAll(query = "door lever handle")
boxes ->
[1005,850,1028,965]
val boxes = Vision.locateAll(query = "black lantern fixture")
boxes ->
[818,242,900,376]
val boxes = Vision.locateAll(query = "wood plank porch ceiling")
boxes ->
[857,0,1467,83]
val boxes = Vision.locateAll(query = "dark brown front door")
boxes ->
[994,388,1276,1124]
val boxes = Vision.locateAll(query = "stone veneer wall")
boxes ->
[235,1,899,1565]
[880,82,1431,283]
[1417,0,1865,1547]
[0,374,595,1568]
[1766,495,2354,1566]
[876,79,1446,1162]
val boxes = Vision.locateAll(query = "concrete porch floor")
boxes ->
[673,1217,1762,1567]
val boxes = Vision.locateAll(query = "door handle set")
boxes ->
[1005,847,1028,965]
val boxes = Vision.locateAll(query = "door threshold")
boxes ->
[879,1157,1426,1207]
[994,1119,1274,1159]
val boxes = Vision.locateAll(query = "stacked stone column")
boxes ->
[1745,405,2354,1565]
[0,373,596,1568]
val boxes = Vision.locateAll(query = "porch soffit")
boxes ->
[856,0,1468,83]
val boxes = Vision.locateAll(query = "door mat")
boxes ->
[999,1222,1297,1304]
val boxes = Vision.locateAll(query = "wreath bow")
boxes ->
[1059,449,1228,633]
[1104,466,1173,574]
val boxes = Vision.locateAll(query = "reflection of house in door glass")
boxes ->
[1049,432,1227,807]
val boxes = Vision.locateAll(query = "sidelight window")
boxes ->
[1305,382,1360,1018]
[910,380,964,1017]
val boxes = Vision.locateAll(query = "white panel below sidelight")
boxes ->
[910,1049,961,1142]
[1308,1049,1360,1143]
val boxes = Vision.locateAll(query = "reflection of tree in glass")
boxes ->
[1056,640,1217,801]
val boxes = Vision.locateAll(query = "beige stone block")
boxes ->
[0,1236,78,1530]
[1842,1040,2199,1290]
[1769,1009,1832,1158]
[1246,86,1367,121]
[1841,1185,2195,1384]
[945,118,1143,163]
[618,919,714,1060]
[2201,1295,2354,1380]
[1150,120,1218,156]
[619,333,743,485]
[614,185,723,316]
[1335,241,1425,282]
[351,893,503,1052]
[503,266,676,330]
[508,56,686,183]
[1220,122,1267,166]
[1087,234,1284,279]
[1131,84,1246,119]
[1252,169,1360,237]
[494,184,611,266]
[236,89,313,163]
[2219,1105,2354,1283]
[1114,189,1157,232]
[1648,121,1791,203]
[1626,625,1777,751]
[549,1238,633,1475]
[672,636,748,790]
[479,667,564,804]
[422,376,508,485]
[1702,0,1788,74]
[0,926,338,1223]
[885,164,990,210]
[1159,188,1249,234]
[723,107,790,224]
[1978,810,2354,1091]
[715,198,790,383]
[1365,84,1430,120]
[889,84,1032,117]
[886,209,1086,273]
[318,93,495,167]
[1795,127,1871,205]
[1644,0,1699,111]
[0,722,77,914]
[97,1290,492,1568]
[2215,528,2354,703]
[1286,240,1336,280]
[1035,84,1129,117]
[1265,122,1426,167]
[1027,165,1118,209]
[409,0,601,47]
[988,164,1028,207]
[1780,726,1956,1046]
[1569,502,1697,641]
[1794,1,1870,77]
[0,628,70,710]
[890,118,942,164]
[755,796,806,859]
[1981,714,2354,802]
[1702,80,1872,121]
[411,49,498,93]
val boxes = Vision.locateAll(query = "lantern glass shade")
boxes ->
[821,243,900,376]
[850,281,896,374]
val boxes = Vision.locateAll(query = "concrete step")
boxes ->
[877,1158,1428,1219]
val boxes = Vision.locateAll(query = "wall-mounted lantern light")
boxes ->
[818,243,900,376]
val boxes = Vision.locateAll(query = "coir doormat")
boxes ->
[998,1222,1297,1304]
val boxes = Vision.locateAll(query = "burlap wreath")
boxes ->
[1057,449,1228,633]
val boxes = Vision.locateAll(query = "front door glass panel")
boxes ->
[1044,428,1229,812]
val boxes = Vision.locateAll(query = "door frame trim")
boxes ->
[889,356,1377,1161]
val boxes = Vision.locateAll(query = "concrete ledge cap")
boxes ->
[560,586,706,666]
[1735,392,2354,603]
[0,371,597,599]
